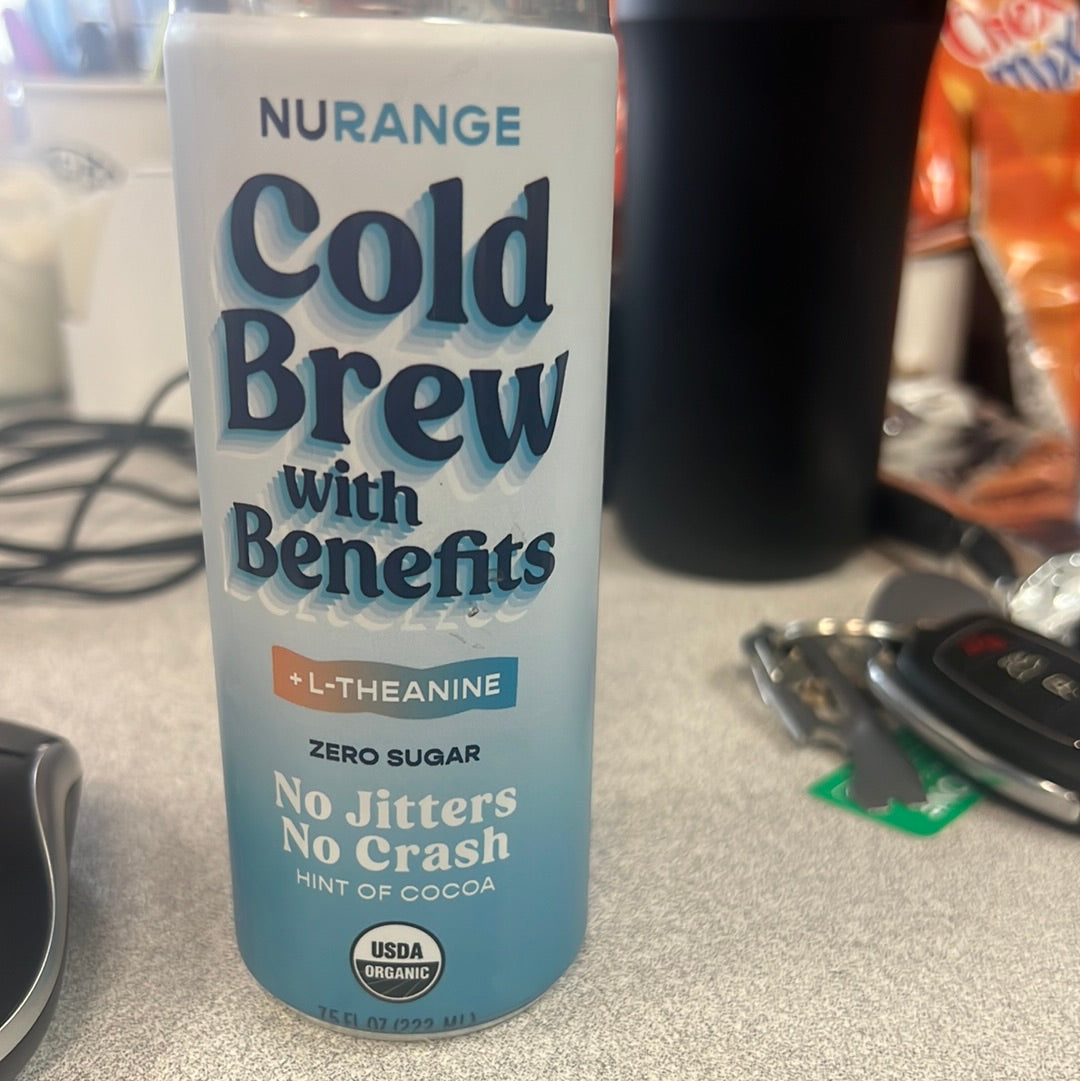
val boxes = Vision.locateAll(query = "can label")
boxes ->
[165,15,615,1034]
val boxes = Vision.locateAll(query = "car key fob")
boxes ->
[0,720,81,1080]
[866,614,1080,825]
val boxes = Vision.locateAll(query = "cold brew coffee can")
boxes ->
[164,2,615,1036]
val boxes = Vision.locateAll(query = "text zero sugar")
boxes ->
[164,1,616,1038]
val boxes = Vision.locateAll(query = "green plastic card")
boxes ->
[807,731,981,835]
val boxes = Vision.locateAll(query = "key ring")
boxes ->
[740,618,927,810]
[741,617,908,748]
[770,616,910,647]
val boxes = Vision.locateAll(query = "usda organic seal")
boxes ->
[351,923,444,1002]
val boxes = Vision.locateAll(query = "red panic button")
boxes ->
[958,632,1010,657]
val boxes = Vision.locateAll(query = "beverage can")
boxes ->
[164,6,615,1037]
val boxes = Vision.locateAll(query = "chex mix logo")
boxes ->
[942,0,1080,90]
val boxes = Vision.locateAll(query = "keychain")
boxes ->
[743,573,1080,826]
[866,614,1080,825]
[741,619,924,812]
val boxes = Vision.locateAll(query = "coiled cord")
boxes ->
[0,372,205,599]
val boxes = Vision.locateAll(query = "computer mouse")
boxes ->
[0,720,81,1080]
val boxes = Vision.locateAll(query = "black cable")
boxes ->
[0,371,205,600]
[873,481,1019,585]
[0,479,199,509]
[59,372,191,552]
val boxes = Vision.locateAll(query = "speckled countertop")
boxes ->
[6,512,1077,1081]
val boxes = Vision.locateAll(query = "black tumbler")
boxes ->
[610,0,946,580]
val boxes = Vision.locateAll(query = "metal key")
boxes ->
[742,620,926,811]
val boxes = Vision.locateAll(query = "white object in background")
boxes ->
[892,248,975,380]
[60,167,190,426]
[0,163,66,400]
[20,80,190,425]
[21,80,172,177]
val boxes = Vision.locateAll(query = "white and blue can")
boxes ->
[164,0,616,1038]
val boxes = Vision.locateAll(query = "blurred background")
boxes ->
[2,0,1079,577]
[0,0,181,424]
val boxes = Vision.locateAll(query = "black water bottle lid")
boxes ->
[615,0,945,19]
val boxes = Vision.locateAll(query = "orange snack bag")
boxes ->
[910,0,1080,437]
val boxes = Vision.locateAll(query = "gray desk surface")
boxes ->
[5,512,1076,1080]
